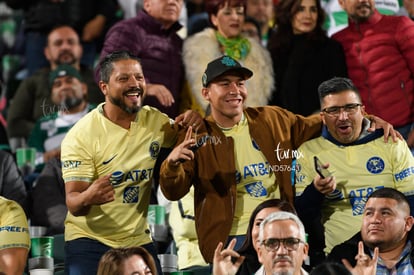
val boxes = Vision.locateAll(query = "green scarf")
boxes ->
[216,32,251,60]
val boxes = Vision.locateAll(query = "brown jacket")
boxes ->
[159,106,321,262]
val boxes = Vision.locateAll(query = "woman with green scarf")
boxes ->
[182,0,274,116]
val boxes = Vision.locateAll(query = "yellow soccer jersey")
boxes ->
[0,196,30,250]
[221,115,277,236]
[61,104,177,247]
[295,135,414,252]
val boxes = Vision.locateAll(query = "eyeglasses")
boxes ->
[261,237,304,252]
[322,103,362,117]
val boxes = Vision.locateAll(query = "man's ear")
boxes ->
[99,81,108,96]
[338,0,345,9]
[302,243,309,261]
[81,83,88,97]
[320,112,326,125]
[201,87,210,101]
[405,216,414,232]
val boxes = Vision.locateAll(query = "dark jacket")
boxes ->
[327,231,414,267]
[30,158,66,235]
[0,150,28,214]
[160,106,322,263]
[7,66,103,138]
[268,34,347,116]
[99,9,184,118]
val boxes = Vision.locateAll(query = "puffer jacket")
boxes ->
[99,10,184,118]
[333,10,414,127]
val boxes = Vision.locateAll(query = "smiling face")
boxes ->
[202,73,247,127]
[361,197,413,252]
[211,3,245,38]
[291,0,318,34]
[338,0,375,23]
[99,59,146,115]
[320,90,365,144]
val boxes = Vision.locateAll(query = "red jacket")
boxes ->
[333,11,414,127]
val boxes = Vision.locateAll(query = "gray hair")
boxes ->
[258,211,306,244]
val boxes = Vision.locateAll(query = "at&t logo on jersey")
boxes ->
[366,157,385,174]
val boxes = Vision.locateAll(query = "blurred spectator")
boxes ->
[4,0,118,76]
[245,0,275,46]
[30,158,66,235]
[332,0,414,150]
[6,25,103,148]
[267,0,347,116]
[183,0,274,116]
[98,0,185,118]
[0,149,28,214]
[0,196,30,275]
[242,16,262,43]
[169,186,209,272]
[97,246,158,275]
[27,64,94,171]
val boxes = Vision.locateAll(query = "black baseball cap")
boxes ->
[49,64,83,86]
[202,56,253,87]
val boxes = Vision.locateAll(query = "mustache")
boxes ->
[356,3,371,9]
[273,256,293,265]
[57,50,75,59]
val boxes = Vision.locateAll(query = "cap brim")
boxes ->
[208,67,253,86]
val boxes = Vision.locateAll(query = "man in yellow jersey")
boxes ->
[294,77,414,267]
[61,51,201,275]
[159,55,323,263]
[0,196,30,275]
[159,56,399,264]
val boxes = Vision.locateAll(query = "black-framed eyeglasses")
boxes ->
[322,103,362,117]
[261,237,304,252]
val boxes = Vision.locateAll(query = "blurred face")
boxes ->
[202,73,247,127]
[211,3,245,38]
[50,75,86,109]
[338,0,375,23]
[122,255,152,275]
[258,220,308,275]
[361,198,413,252]
[320,91,365,144]
[242,21,261,42]
[44,26,82,68]
[291,0,318,34]
[144,0,183,29]
[252,207,280,252]
[246,0,274,27]
[99,59,146,114]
